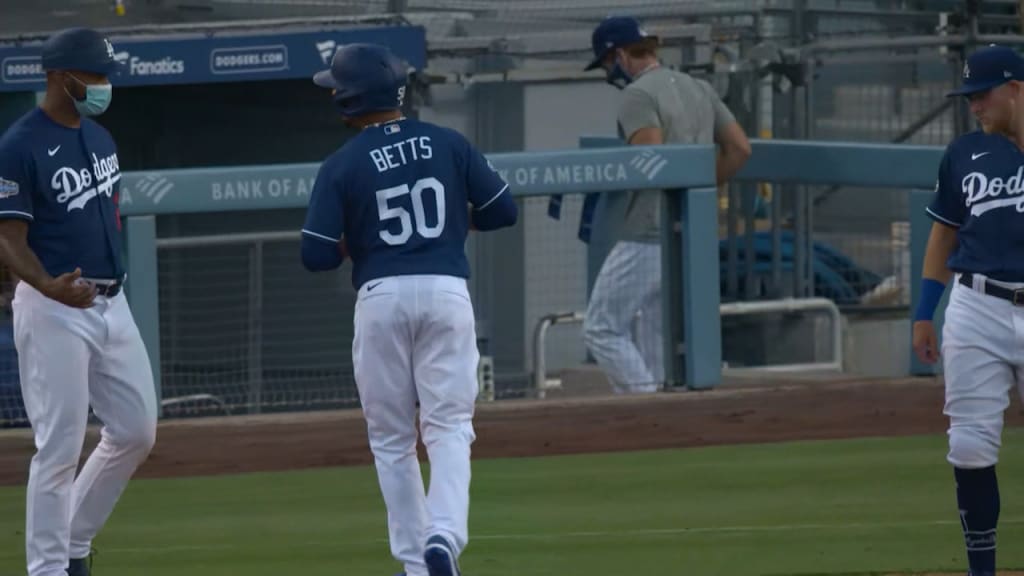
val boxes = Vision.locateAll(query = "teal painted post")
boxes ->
[909,189,948,376]
[661,189,684,388]
[682,187,722,389]
[123,216,163,412]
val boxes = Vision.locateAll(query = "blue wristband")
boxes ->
[913,278,946,322]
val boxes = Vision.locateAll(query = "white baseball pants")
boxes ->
[583,240,664,393]
[13,281,157,576]
[352,274,479,576]
[941,274,1024,469]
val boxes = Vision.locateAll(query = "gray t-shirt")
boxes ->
[616,66,736,242]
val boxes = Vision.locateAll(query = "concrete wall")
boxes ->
[842,314,912,378]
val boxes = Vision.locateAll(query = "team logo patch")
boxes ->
[0,177,18,198]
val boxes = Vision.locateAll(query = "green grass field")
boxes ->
[1,430,1022,576]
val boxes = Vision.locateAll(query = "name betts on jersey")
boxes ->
[369,136,433,173]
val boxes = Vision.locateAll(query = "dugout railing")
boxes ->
[0,139,950,425]
[126,140,952,414]
[117,144,720,417]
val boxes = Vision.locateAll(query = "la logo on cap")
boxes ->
[963,62,971,79]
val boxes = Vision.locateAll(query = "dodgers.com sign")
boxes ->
[0,25,425,92]
[1,55,44,85]
[209,45,289,75]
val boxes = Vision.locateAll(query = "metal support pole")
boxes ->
[247,241,264,414]
[742,181,758,300]
[802,64,816,298]
[771,182,783,298]
[790,0,812,298]
[726,183,740,300]
[743,35,762,302]
[791,85,810,297]
[793,184,808,297]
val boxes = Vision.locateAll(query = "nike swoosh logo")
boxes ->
[367,282,382,292]
[972,152,990,160]
[47,146,60,157]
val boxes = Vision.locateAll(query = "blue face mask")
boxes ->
[65,74,113,117]
[605,56,633,90]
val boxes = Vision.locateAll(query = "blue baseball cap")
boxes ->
[41,27,120,76]
[584,16,659,71]
[947,45,1024,97]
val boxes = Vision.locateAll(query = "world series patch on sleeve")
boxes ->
[0,178,18,198]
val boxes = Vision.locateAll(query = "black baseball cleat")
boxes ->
[67,554,92,576]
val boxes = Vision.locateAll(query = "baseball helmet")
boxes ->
[313,43,409,117]
[41,27,120,76]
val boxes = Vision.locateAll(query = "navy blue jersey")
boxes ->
[302,118,510,289]
[928,130,1024,281]
[0,108,123,279]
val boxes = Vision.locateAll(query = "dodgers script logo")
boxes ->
[962,166,1024,217]
[52,153,121,212]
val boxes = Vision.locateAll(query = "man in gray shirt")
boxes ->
[582,16,751,393]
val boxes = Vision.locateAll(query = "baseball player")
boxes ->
[300,43,517,576]
[913,44,1024,576]
[582,16,751,393]
[0,28,157,576]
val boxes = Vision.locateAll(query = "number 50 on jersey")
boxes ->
[376,177,446,246]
